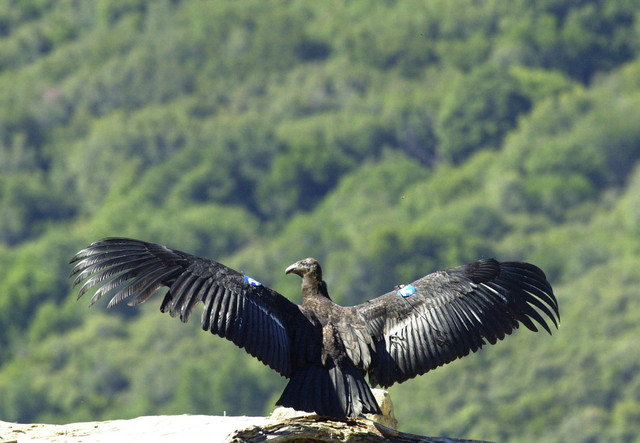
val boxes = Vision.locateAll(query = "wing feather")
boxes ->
[177,276,206,320]
[209,285,225,329]
[235,292,250,349]
[201,283,217,330]
[230,293,246,346]
[442,303,470,356]
[129,266,183,306]
[105,264,167,309]
[217,288,232,337]
[356,258,559,388]
[448,300,482,353]
[456,295,494,344]
[407,318,421,375]
[168,274,200,316]
[410,318,425,369]
[70,237,303,377]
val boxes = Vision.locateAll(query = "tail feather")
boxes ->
[276,364,381,418]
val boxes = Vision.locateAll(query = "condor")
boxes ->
[70,238,559,419]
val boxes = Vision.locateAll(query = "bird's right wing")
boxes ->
[355,259,559,388]
[70,238,305,377]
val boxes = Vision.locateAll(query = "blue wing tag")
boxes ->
[397,284,416,297]
[244,275,262,287]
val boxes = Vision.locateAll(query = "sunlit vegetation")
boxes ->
[1,1,640,441]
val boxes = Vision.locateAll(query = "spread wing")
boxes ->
[70,237,304,377]
[355,258,559,388]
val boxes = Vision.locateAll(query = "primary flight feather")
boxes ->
[70,237,559,419]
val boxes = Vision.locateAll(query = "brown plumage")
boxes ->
[70,238,559,419]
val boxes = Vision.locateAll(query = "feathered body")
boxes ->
[70,238,559,419]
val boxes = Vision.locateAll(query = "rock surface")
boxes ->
[0,414,491,442]
[0,389,487,442]
[0,415,274,442]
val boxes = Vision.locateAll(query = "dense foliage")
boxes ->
[1,1,640,441]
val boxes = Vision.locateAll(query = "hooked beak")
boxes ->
[285,262,301,276]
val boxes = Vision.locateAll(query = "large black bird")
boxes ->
[70,238,559,419]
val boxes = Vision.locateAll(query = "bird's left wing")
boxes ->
[70,237,303,377]
[355,259,559,388]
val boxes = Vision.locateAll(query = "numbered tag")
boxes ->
[244,275,262,287]
[397,284,416,297]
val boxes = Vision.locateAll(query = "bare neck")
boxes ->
[301,274,331,305]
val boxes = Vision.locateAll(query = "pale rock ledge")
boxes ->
[0,390,491,442]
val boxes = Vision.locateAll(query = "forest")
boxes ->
[1,0,640,441]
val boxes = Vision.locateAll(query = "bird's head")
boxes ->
[285,258,322,280]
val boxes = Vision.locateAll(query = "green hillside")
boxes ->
[1,1,640,441]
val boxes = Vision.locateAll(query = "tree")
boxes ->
[437,65,531,164]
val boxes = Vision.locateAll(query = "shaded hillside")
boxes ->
[1,1,640,442]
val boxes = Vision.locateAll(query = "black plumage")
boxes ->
[70,237,559,419]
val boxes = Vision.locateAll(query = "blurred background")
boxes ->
[1,1,639,441]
